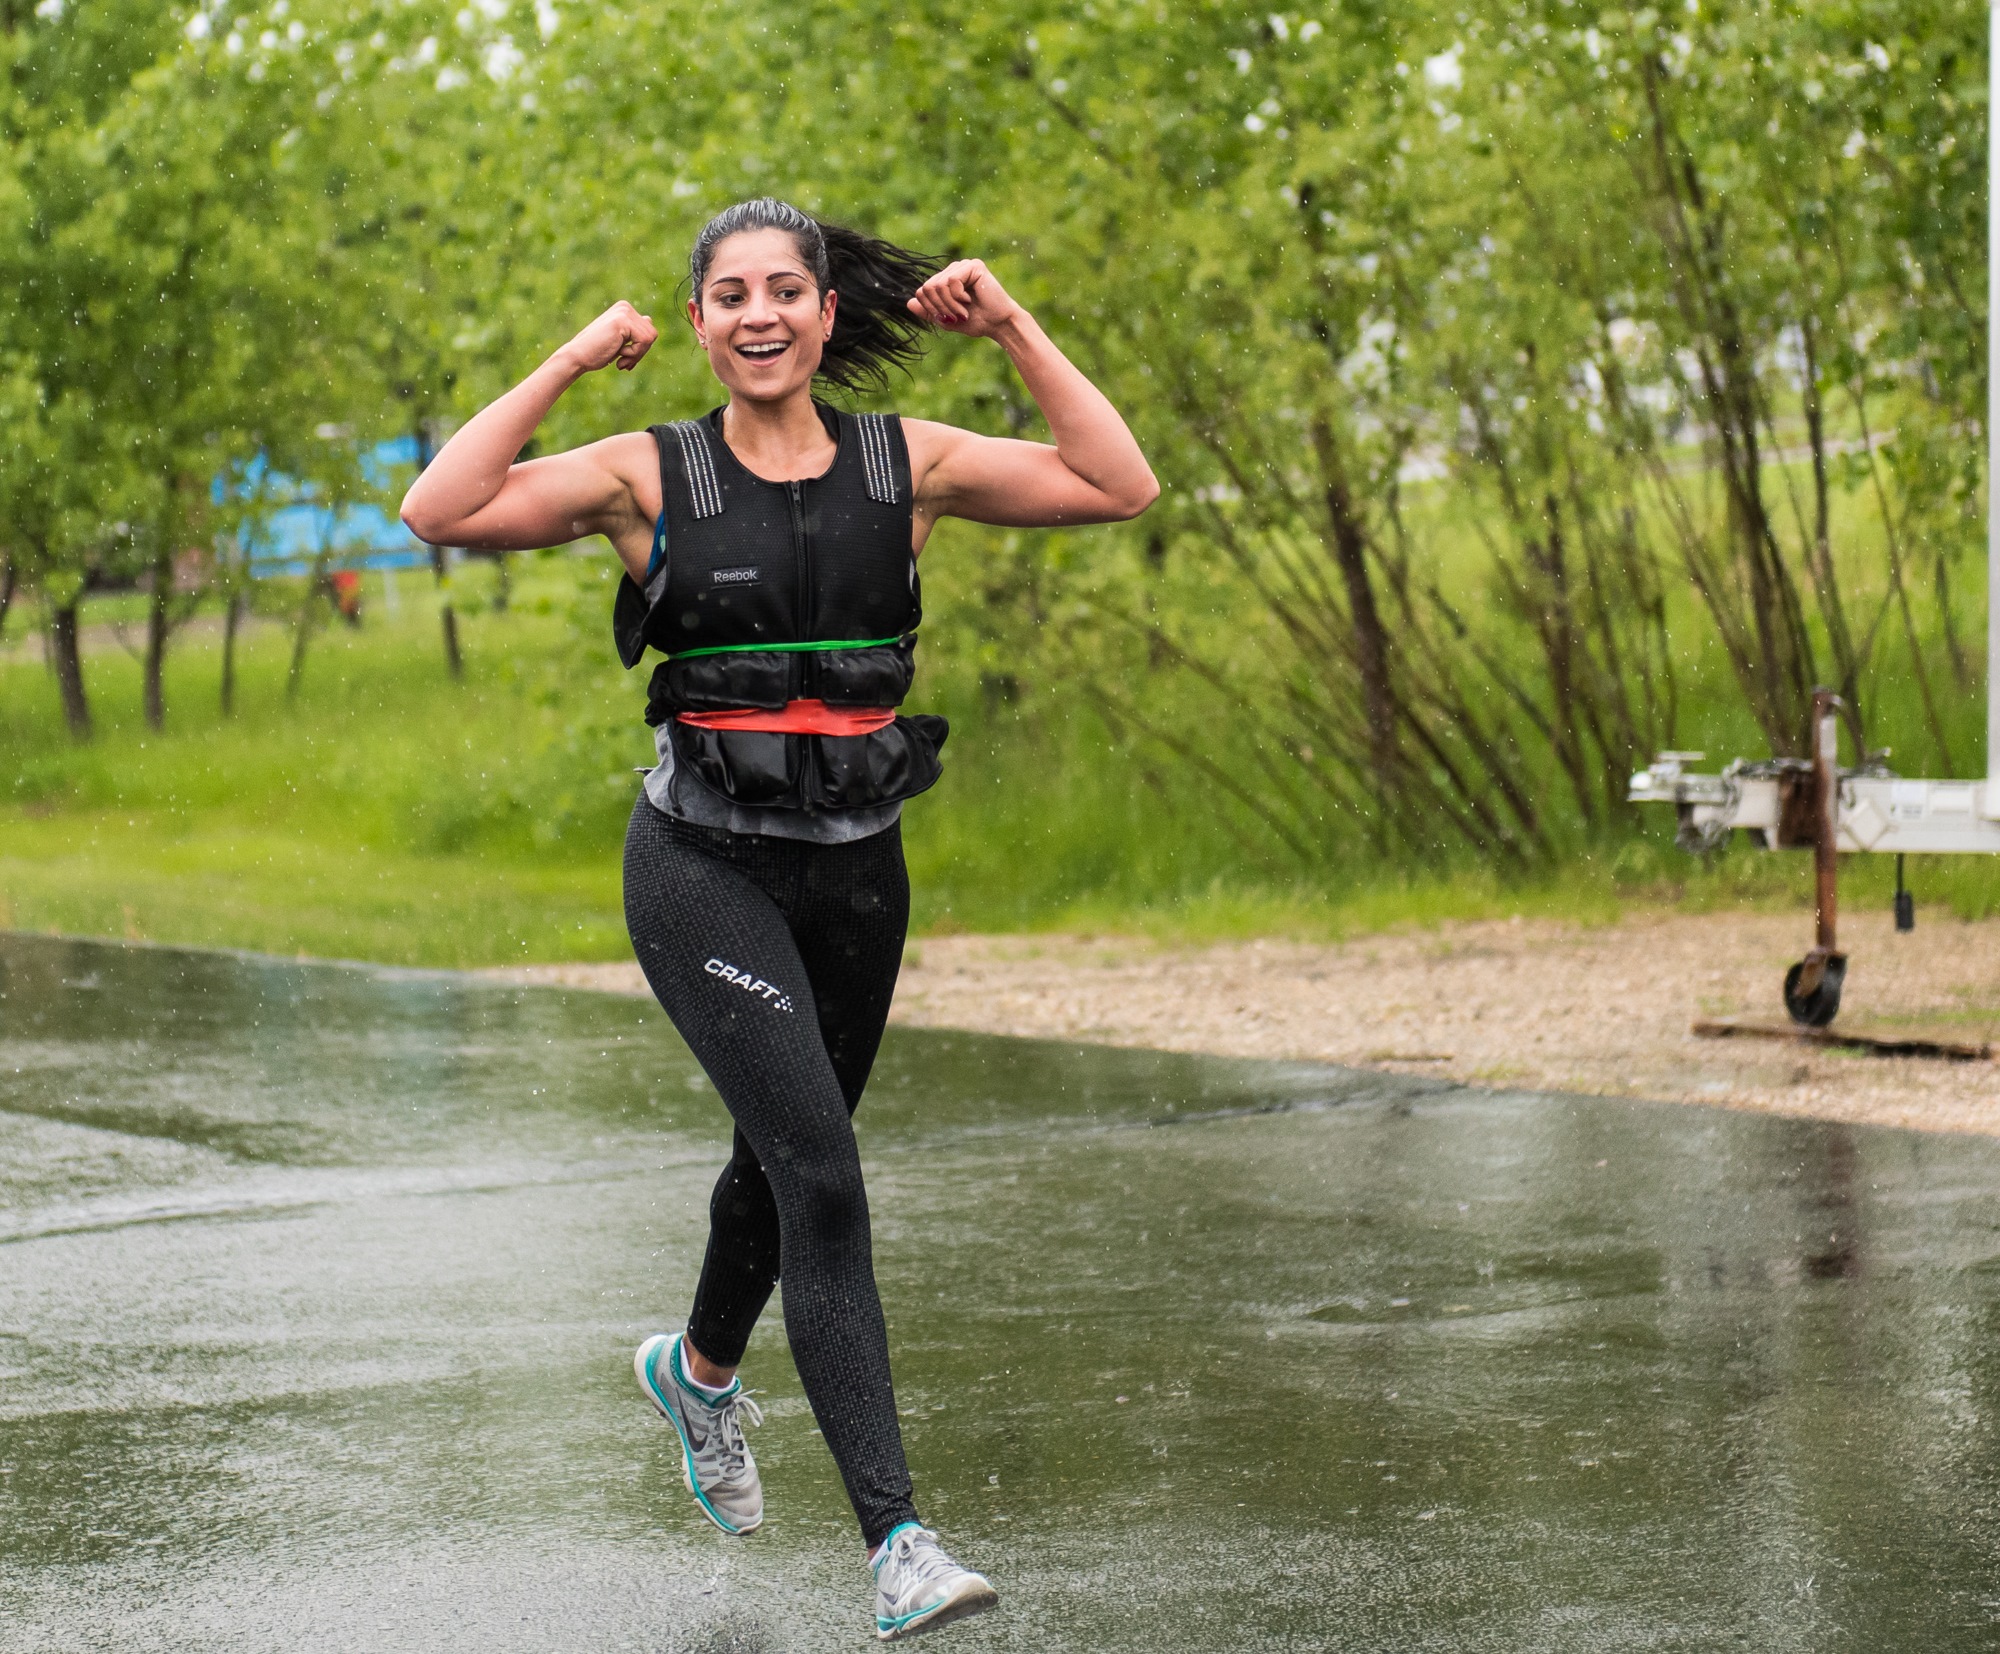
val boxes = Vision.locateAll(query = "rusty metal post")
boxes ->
[1813,687,1840,954]
[1783,687,1849,1024]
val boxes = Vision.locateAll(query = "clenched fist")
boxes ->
[561,300,659,373]
[906,260,1023,339]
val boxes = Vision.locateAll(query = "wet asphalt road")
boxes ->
[4,932,2000,1651]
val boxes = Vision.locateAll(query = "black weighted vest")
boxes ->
[611,404,947,810]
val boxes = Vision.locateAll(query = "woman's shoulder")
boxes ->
[894,415,962,461]
[599,427,673,478]
[570,428,673,518]
[896,417,987,487]
[572,427,663,461]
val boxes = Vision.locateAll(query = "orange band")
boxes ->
[676,699,896,736]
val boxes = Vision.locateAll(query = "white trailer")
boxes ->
[1627,7,2000,1027]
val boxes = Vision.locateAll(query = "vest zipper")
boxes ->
[788,477,822,807]
[788,479,811,696]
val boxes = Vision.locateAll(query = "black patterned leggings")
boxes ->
[622,797,917,1547]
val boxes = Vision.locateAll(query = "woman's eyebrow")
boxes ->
[708,268,812,287]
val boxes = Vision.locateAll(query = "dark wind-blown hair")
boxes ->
[689,198,942,393]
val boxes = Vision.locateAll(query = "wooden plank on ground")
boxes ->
[1692,1019,1993,1062]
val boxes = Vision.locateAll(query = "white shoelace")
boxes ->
[707,1391,764,1477]
[884,1526,957,1593]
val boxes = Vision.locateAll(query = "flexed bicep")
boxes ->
[406,437,648,555]
[912,423,1149,530]
[899,273,1157,538]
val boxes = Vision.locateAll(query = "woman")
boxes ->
[402,198,1157,1640]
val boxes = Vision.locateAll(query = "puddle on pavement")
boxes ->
[4,932,2000,1651]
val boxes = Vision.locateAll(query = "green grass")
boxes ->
[0,815,626,965]
[1,560,633,965]
[4,551,1998,969]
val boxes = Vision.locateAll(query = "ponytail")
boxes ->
[689,198,941,394]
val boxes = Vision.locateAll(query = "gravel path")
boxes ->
[481,909,2000,1138]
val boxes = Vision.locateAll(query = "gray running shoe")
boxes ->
[872,1523,998,1641]
[634,1332,764,1535]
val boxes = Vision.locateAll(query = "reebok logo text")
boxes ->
[710,567,761,586]
[704,958,795,1013]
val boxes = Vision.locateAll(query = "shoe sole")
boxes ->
[634,1334,762,1537]
[876,1577,999,1641]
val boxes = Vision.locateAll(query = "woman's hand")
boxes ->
[559,300,660,373]
[906,260,1023,338]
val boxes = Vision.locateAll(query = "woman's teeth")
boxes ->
[739,341,789,358]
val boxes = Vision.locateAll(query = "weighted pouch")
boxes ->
[814,714,949,808]
[649,652,793,720]
[814,638,917,706]
[669,723,800,806]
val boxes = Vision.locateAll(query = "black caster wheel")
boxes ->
[1783,954,1847,1028]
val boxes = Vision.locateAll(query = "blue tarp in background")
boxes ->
[227,437,441,579]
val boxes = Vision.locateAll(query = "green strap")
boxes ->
[667,634,910,661]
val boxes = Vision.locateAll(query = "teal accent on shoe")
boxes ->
[671,1335,740,1408]
[639,1335,747,1535]
[871,1520,925,1573]
[877,1601,946,1632]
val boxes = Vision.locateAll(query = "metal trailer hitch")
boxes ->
[1630,691,2000,1028]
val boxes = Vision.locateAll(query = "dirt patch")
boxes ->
[479,909,2000,1138]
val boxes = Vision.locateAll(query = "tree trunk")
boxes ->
[441,597,463,675]
[287,558,328,701]
[433,542,463,678]
[220,586,245,716]
[492,549,511,613]
[0,553,15,645]
[1798,317,1864,731]
[1313,419,1400,792]
[49,601,92,741]
[414,422,464,678]
[143,548,171,731]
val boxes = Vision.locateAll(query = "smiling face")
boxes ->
[689,227,837,404]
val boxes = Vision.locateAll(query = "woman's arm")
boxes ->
[903,261,1159,539]
[400,302,662,569]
